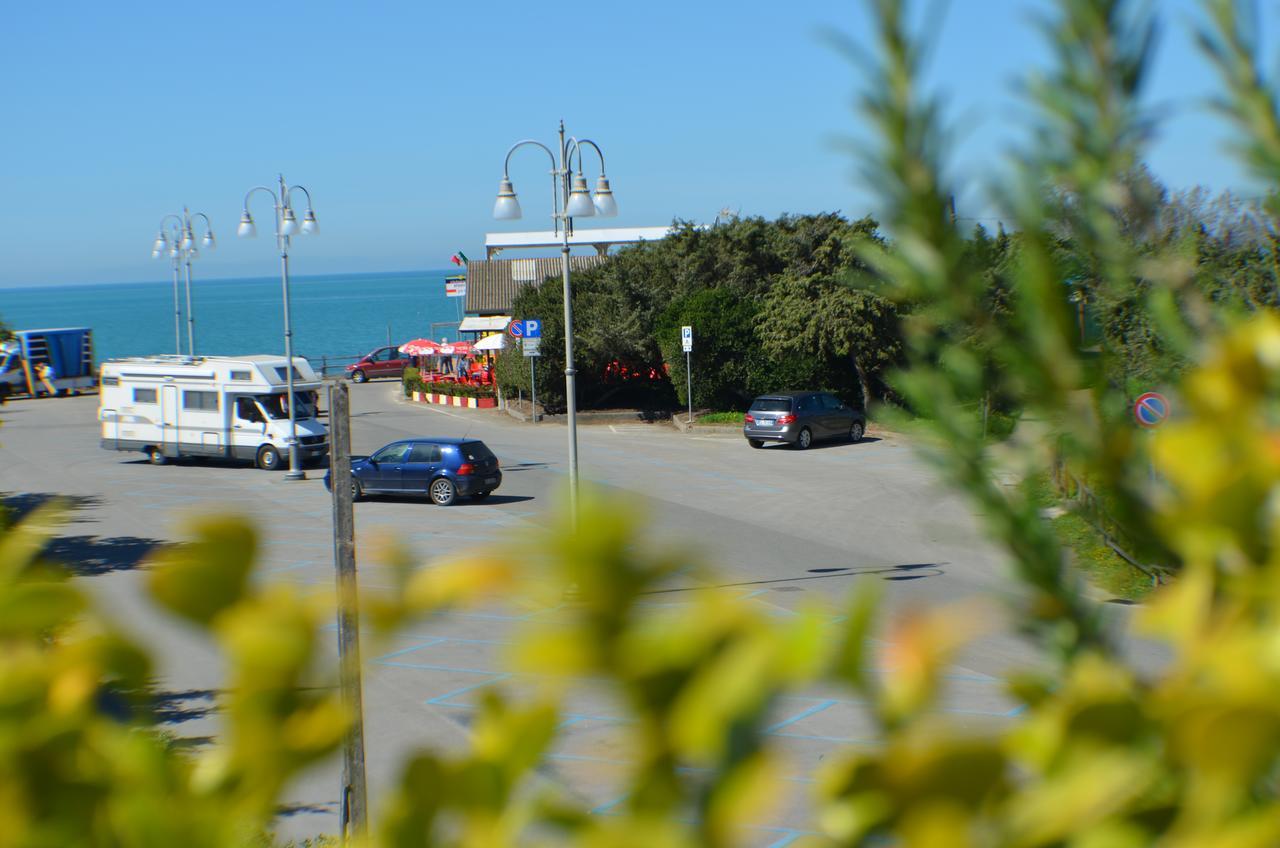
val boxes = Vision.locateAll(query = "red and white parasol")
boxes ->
[399,339,442,356]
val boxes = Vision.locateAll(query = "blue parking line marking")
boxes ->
[547,751,628,766]
[373,638,447,662]
[770,730,882,745]
[425,673,511,706]
[942,703,1026,718]
[381,660,502,675]
[590,794,628,815]
[765,699,837,733]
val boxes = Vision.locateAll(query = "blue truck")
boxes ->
[0,328,96,400]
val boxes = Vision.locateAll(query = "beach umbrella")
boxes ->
[439,341,473,356]
[399,339,441,356]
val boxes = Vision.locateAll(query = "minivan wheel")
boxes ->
[429,477,457,506]
[795,428,813,450]
[256,445,281,470]
[351,370,368,384]
[849,421,865,443]
[748,439,764,449]
[147,446,167,466]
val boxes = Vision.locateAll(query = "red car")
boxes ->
[346,345,410,383]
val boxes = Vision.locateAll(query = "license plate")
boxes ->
[759,419,773,427]
[485,477,498,485]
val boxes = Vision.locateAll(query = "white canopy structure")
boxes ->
[459,316,511,333]
[473,334,506,351]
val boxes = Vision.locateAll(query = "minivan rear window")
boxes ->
[750,397,792,413]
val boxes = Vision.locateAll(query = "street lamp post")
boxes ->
[238,174,319,480]
[492,121,618,518]
[152,209,215,356]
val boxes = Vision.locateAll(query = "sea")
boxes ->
[0,270,466,373]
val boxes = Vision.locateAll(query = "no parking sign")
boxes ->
[1133,392,1170,429]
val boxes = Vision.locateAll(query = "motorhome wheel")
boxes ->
[256,445,281,470]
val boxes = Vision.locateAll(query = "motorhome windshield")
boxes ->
[258,392,317,420]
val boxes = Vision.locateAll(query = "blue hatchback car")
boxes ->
[324,438,501,506]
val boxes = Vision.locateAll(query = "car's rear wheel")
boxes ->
[147,446,167,466]
[256,445,281,470]
[748,439,764,449]
[429,477,457,506]
[795,428,813,450]
[849,421,865,443]
[351,370,368,384]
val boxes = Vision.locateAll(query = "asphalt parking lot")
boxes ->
[2,383,1064,845]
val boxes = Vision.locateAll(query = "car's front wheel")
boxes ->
[256,445,281,470]
[849,421,865,443]
[351,479,363,501]
[795,428,813,450]
[429,477,457,506]
[351,370,368,384]
[748,439,764,449]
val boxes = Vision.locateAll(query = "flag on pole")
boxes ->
[450,251,469,266]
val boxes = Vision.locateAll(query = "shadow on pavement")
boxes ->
[361,494,534,507]
[752,438,885,450]
[152,689,220,725]
[278,801,340,818]
[44,534,166,576]
[645,562,948,595]
[2,491,102,523]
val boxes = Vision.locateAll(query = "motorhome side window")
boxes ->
[230,371,252,382]
[182,390,218,411]
[235,397,264,422]
[274,366,303,381]
[132,388,157,404]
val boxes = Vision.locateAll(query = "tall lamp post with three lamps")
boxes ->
[151,209,215,356]
[237,174,319,480]
[492,121,618,518]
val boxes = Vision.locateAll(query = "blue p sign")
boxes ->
[524,319,541,339]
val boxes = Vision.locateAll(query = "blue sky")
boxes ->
[0,0,1274,288]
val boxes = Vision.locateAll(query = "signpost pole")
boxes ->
[327,382,368,842]
[685,350,692,428]
[1133,391,1170,490]
[681,325,694,428]
[530,355,537,424]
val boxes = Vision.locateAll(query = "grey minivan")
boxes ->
[743,391,866,449]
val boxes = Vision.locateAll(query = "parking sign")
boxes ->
[525,319,541,339]
[681,325,693,353]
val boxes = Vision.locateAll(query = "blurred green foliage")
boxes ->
[2,1,1280,847]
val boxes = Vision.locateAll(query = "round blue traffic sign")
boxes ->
[1133,391,1170,429]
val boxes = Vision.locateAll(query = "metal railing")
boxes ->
[1049,456,1169,587]
[308,354,370,378]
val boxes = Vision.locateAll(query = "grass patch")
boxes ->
[869,403,1020,444]
[697,411,744,424]
[1050,511,1154,601]
[1026,473,1154,602]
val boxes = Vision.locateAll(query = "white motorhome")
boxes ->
[99,354,328,470]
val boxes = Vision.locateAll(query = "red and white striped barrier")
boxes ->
[412,391,497,409]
